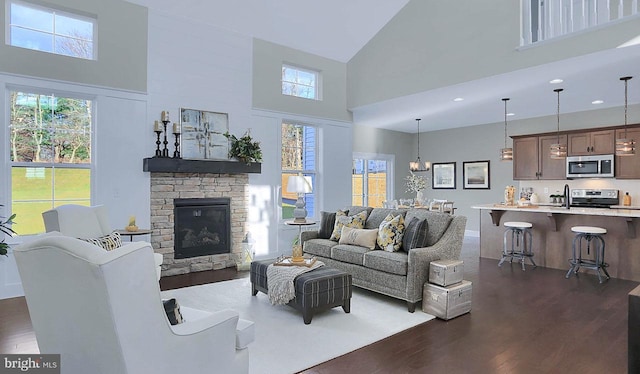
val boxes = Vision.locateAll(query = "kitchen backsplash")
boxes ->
[519,179,640,205]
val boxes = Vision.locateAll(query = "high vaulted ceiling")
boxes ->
[129,0,640,134]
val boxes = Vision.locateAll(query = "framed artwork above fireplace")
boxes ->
[180,108,229,160]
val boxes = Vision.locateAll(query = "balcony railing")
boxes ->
[521,0,639,45]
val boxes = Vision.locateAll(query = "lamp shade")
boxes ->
[287,176,312,194]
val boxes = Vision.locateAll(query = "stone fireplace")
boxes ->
[149,170,251,276]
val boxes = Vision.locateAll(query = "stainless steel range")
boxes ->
[570,189,619,208]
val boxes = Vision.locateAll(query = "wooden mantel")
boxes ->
[143,157,261,174]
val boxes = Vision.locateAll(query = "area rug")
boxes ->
[161,278,435,374]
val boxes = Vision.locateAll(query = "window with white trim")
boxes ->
[352,153,394,208]
[282,64,321,100]
[9,90,93,235]
[7,0,96,60]
[281,122,317,220]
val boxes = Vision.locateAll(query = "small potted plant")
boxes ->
[0,205,17,257]
[223,130,263,165]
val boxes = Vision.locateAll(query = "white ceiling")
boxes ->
[128,0,640,134]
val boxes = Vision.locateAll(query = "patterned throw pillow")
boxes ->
[377,213,405,252]
[318,210,348,239]
[339,227,378,250]
[402,217,428,252]
[330,210,367,241]
[162,298,185,325]
[80,231,122,251]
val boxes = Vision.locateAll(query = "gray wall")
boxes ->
[253,39,351,122]
[0,0,147,92]
[347,0,640,108]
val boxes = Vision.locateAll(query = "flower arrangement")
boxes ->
[223,130,263,165]
[0,205,16,257]
[405,172,428,193]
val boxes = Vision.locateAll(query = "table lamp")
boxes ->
[287,175,313,222]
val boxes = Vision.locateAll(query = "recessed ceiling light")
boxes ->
[592,100,604,105]
[507,113,515,116]
[453,97,464,102]
[549,79,564,84]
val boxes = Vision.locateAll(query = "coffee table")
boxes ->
[250,259,352,324]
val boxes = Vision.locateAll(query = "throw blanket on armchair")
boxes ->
[267,261,324,305]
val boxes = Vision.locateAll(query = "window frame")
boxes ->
[6,0,98,60]
[7,86,95,235]
[281,63,322,101]
[352,152,395,208]
[281,121,318,222]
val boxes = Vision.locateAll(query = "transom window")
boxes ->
[7,0,96,60]
[9,90,93,235]
[281,122,317,220]
[282,64,321,100]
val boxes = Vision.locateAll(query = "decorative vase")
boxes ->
[504,186,515,206]
[416,190,424,206]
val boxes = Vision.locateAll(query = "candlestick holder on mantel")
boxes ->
[154,130,162,157]
[173,133,181,159]
[162,120,170,157]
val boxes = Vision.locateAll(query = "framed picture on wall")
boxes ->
[432,162,456,189]
[463,160,490,189]
[180,108,229,160]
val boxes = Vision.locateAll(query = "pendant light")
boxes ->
[616,76,635,156]
[500,98,513,161]
[409,119,430,172]
[549,88,567,159]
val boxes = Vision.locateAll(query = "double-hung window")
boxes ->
[352,153,394,208]
[282,64,321,100]
[7,0,96,60]
[9,90,93,235]
[281,122,317,220]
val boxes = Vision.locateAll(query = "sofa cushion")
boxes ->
[330,211,367,241]
[318,210,347,239]
[363,250,408,276]
[404,210,453,247]
[364,208,407,229]
[377,213,405,252]
[402,217,428,251]
[343,206,373,219]
[331,244,369,266]
[303,238,336,258]
[339,227,378,250]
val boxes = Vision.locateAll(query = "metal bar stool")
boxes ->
[499,221,536,271]
[565,226,610,283]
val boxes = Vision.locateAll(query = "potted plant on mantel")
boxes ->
[223,130,263,165]
[0,205,17,257]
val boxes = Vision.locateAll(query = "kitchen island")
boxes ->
[473,204,640,282]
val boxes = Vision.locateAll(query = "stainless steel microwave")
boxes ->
[566,154,614,178]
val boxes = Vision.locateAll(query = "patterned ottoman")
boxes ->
[250,259,352,324]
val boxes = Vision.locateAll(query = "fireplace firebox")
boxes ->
[174,198,231,259]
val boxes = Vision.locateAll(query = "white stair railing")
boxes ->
[522,0,639,45]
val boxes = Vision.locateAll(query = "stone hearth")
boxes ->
[150,172,249,276]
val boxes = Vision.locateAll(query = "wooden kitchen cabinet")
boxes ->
[615,127,640,179]
[567,129,615,156]
[513,135,566,180]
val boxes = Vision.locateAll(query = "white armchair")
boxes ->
[14,233,254,374]
[42,204,163,280]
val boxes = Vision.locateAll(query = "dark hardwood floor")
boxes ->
[1,237,636,373]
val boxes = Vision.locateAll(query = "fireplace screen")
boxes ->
[174,198,231,259]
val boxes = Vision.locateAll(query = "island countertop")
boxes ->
[472,204,640,218]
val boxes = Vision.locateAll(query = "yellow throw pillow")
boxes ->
[377,213,405,252]
[330,210,367,241]
[339,227,379,250]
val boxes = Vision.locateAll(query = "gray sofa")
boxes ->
[301,206,467,312]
